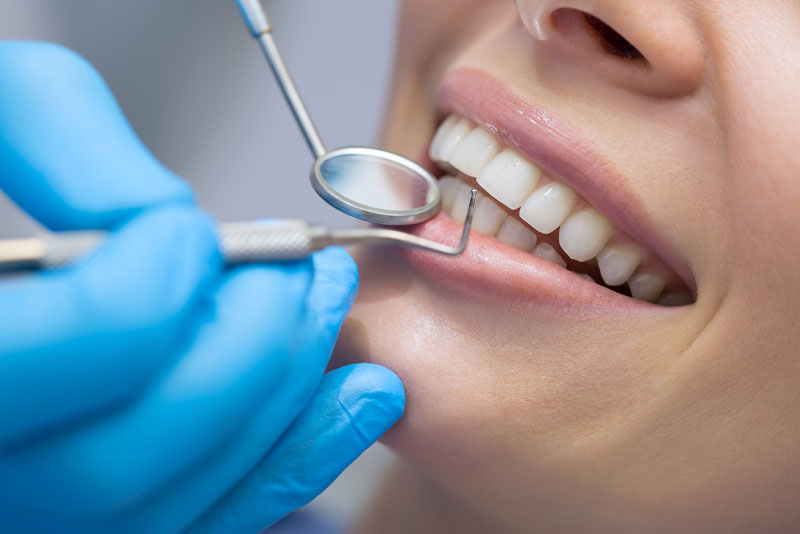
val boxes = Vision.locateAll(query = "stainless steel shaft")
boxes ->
[0,190,476,273]
[237,0,328,159]
[0,221,320,272]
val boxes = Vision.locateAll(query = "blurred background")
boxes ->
[0,0,401,530]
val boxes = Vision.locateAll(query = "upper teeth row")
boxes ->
[430,114,673,303]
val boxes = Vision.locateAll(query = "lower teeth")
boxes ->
[440,175,690,306]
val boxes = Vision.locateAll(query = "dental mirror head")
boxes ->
[237,0,442,226]
[313,147,440,225]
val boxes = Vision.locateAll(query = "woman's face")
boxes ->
[334,1,800,530]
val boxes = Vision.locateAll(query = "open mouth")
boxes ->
[407,69,695,308]
[430,114,692,306]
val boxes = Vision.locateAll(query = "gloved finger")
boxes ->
[0,206,221,448]
[220,246,361,445]
[0,41,192,231]
[97,248,360,534]
[0,261,315,524]
[188,364,406,533]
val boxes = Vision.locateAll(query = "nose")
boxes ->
[515,0,706,97]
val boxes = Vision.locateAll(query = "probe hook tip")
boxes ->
[454,189,478,254]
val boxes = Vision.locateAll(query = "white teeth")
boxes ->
[472,195,507,236]
[477,149,542,210]
[628,272,667,303]
[450,127,499,177]
[658,292,693,307]
[429,116,459,163]
[433,116,687,305]
[596,245,642,286]
[532,243,567,268]
[496,218,538,251]
[519,182,577,234]
[450,182,475,224]
[434,118,473,163]
[558,209,613,263]
[438,176,462,214]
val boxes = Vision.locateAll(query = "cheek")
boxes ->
[709,5,800,323]
[397,0,513,67]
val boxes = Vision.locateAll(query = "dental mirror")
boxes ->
[0,1,477,274]
[237,0,441,225]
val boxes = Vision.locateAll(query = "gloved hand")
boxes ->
[0,41,405,533]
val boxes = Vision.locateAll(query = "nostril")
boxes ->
[551,8,644,62]
[517,2,705,97]
[582,13,643,60]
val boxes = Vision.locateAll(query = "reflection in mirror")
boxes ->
[319,152,436,211]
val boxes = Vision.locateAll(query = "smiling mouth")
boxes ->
[427,112,693,306]
[393,68,697,310]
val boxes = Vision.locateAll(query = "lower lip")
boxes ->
[402,212,656,313]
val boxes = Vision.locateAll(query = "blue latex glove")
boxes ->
[0,41,405,533]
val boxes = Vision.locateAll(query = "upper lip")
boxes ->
[433,67,695,293]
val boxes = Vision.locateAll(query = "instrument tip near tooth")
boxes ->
[454,189,478,254]
[465,188,478,224]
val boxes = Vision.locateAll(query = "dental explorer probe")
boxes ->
[0,191,476,272]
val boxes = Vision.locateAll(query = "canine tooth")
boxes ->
[477,149,541,210]
[436,118,473,163]
[597,245,642,286]
[450,127,499,177]
[520,182,577,234]
[496,218,538,251]
[472,195,507,236]
[532,243,567,268]
[628,272,667,303]
[429,115,459,163]
[450,182,474,224]
[658,293,693,307]
[439,176,462,213]
[559,209,612,263]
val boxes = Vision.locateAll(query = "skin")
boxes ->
[332,1,800,532]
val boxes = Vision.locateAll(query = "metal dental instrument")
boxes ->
[0,212,475,272]
[236,0,445,226]
[0,1,477,273]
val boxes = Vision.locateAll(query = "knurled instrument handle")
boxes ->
[0,221,320,271]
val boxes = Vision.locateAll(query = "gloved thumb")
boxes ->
[187,363,405,533]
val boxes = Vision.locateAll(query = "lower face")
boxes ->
[334,1,800,531]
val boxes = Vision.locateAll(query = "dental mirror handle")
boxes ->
[0,192,476,272]
[237,0,327,159]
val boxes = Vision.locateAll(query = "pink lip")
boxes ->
[397,68,695,311]
[431,68,695,293]
[405,212,655,312]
